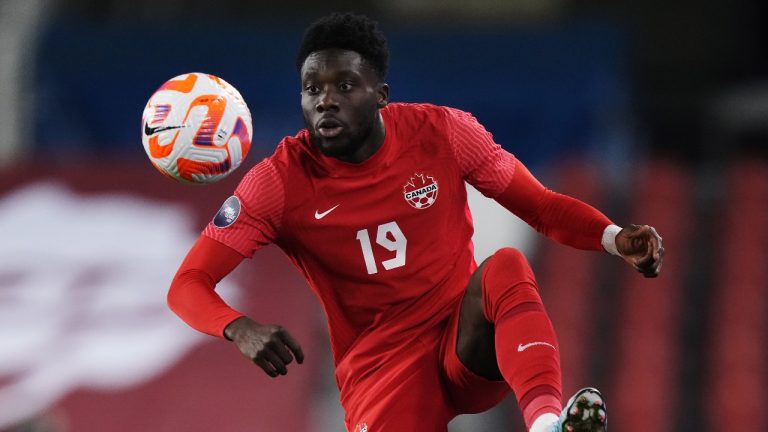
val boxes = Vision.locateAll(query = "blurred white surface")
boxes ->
[0,183,239,426]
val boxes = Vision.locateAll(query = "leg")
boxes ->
[454,248,606,431]
[343,333,454,432]
[442,248,607,432]
[456,248,562,429]
[455,255,503,380]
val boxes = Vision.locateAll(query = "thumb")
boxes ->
[619,226,648,255]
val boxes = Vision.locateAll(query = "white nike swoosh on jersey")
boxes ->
[314,204,340,220]
[517,341,556,352]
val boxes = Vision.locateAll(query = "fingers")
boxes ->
[254,345,290,377]
[244,326,304,378]
[253,357,279,378]
[278,329,305,364]
[616,224,649,255]
[634,225,664,277]
[624,224,664,278]
[644,226,662,260]
[262,349,288,376]
[270,339,295,366]
[635,246,664,278]
[627,227,649,254]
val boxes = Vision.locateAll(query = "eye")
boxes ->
[304,84,320,95]
[339,81,353,91]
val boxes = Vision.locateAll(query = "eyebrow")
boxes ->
[302,68,362,81]
[304,67,360,75]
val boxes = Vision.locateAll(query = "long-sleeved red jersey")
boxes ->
[168,102,613,406]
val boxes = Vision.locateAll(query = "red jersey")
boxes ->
[204,103,516,359]
[196,103,611,400]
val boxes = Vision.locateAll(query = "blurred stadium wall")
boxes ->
[1,0,767,431]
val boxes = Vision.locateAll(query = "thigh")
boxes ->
[439,294,511,414]
[455,257,503,380]
[343,334,455,432]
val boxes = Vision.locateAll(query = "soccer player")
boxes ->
[168,12,663,432]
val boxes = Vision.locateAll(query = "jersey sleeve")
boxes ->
[444,106,612,251]
[203,158,284,257]
[167,235,245,338]
[495,160,613,251]
[445,107,518,198]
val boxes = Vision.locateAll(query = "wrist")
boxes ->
[223,315,251,341]
[601,224,622,256]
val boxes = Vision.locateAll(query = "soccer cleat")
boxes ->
[552,387,607,432]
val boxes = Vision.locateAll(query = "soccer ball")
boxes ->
[411,194,436,209]
[141,72,252,184]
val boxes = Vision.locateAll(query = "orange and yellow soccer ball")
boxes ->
[141,72,252,184]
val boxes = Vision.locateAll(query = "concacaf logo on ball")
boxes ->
[403,173,438,209]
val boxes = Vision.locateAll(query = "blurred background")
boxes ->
[1,0,767,431]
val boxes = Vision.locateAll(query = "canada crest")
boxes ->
[403,173,438,209]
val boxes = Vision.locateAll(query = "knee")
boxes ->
[485,248,535,286]
[492,247,527,265]
[481,247,540,321]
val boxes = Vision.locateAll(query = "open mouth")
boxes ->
[316,118,344,138]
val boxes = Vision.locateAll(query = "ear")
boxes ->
[377,83,390,108]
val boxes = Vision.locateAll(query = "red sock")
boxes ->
[482,248,562,429]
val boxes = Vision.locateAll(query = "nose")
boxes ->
[316,88,339,113]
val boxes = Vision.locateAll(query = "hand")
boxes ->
[224,316,304,377]
[615,224,664,278]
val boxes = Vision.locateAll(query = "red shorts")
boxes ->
[342,295,510,432]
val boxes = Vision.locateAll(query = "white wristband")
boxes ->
[602,224,622,256]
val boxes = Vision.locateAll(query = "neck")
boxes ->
[336,112,386,164]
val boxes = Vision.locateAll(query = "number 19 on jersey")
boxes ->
[355,221,407,275]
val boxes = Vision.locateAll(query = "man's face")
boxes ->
[300,49,388,159]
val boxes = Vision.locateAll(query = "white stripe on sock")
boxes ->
[530,412,559,432]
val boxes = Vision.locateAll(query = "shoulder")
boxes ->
[247,129,319,177]
[270,129,310,164]
[237,130,309,194]
[382,103,463,140]
[236,156,282,202]
[383,103,479,130]
[383,102,453,122]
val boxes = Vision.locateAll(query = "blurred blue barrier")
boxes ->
[33,20,629,165]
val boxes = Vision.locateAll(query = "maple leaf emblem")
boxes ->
[403,173,438,209]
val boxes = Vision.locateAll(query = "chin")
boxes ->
[314,135,349,157]
[323,144,355,158]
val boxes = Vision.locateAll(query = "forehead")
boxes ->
[300,49,375,80]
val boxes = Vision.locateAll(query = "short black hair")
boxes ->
[296,12,389,81]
